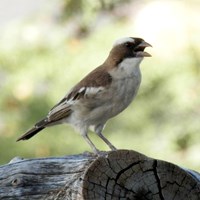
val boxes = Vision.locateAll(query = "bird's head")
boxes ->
[106,37,152,66]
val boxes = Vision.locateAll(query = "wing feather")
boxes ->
[48,65,112,122]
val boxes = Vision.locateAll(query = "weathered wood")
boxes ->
[0,150,200,200]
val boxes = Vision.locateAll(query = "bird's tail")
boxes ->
[16,118,47,141]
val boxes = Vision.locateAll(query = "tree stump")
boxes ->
[0,150,200,199]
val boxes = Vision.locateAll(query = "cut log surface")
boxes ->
[0,150,200,200]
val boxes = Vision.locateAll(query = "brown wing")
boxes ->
[17,65,112,141]
[49,64,112,115]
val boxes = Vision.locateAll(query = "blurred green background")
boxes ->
[0,0,200,170]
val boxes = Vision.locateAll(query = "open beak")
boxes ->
[135,41,152,57]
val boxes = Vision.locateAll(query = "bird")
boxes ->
[17,37,152,154]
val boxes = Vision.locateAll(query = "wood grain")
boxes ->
[0,150,199,199]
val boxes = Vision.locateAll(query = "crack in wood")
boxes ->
[115,161,140,183]
[153,160,165,200]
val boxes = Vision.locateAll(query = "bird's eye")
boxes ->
[125,42,132,48]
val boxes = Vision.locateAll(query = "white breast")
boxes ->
[107,57,142,117]
[110,57,143,79]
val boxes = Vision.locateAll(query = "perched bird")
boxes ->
[17,37,151,154]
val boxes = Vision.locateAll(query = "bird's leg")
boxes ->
[95,124,117,151]
[82,134,100,154]
[97,132,117,150]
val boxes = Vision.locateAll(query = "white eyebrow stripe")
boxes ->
[113,37,135,47]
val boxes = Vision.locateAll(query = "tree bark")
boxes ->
[0,150,200,200]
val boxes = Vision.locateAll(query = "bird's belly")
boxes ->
[87,76,141,124]
[107,77,140,117]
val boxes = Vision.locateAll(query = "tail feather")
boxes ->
[16,118,47,141]
[16,127,45,141]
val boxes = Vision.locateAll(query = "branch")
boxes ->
[0,150,200,199]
